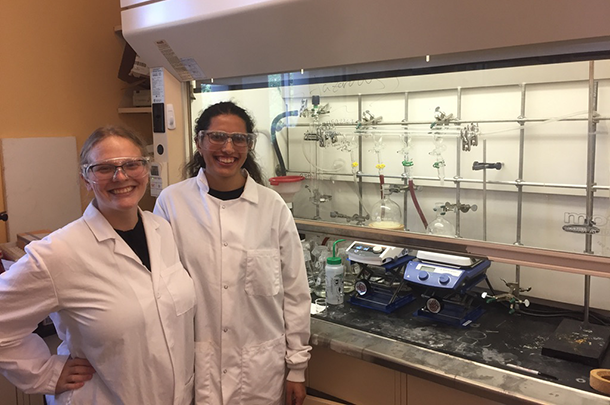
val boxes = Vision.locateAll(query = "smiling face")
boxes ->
[82,135,148,224]
[197,114,249,191]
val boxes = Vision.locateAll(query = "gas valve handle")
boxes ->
[472,161,503,171]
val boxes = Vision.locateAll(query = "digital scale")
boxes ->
[347,241,415,313]
[404,250,490,327]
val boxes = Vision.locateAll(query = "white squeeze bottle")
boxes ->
[325,239,346,305]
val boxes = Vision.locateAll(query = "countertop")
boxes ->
[309,294,610,405]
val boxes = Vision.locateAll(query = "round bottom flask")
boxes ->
[368,195,404,231]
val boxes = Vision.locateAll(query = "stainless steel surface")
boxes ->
[310,318,609,405]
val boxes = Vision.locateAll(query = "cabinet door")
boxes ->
[308,346,403,405]
[407,375,503,405]
[0,375,18,405]
[304,396,345,405]
[16,390,44,405]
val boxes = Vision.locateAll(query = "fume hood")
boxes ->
[120,0,610,83]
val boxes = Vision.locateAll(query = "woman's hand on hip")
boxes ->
[285,380,306,405]
[55,357,96,394]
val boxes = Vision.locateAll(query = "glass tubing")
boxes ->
[283,61,607,315]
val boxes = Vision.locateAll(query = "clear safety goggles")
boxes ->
[198,130,257,151]
[81,156,151,183]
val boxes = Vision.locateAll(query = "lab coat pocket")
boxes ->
[245,249,281,296]
[162,262,196,316]
[241,335,286,404]
[180,373,195,405]
[194,341,213,403]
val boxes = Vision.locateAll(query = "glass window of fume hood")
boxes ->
[189,56,610,258]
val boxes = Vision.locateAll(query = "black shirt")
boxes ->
[115,214,151,271]
[208,186,245,201]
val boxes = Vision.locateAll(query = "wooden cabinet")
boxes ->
[307,346,502,405]
[307,346,403,405]
[304,396,345,405]
[0,374,18,405]
[0,374,44,405]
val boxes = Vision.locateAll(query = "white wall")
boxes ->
[1,137,81,242]
[192,59,610,310]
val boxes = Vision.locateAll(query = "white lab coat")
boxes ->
[0,203,196,405]
[155,169,311,405]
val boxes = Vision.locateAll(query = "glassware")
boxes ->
[427,202,456,237]
[369,194,404,231]
[311,245,330,297]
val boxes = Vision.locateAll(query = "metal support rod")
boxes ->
[283,77,608,102]
[293,116,610,128]
[403,92,409,229]
[515,83,527,294]
[455,87,462,237]
[483,139,487,241]
[584,62,598,324]
[358,94,364,218]
[314,171,609,191]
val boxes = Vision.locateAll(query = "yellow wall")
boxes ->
[0,1,153,243]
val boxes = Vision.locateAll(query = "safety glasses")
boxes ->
[198,130,257,151]
[81,157,151,183]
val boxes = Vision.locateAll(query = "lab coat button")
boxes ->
[221,205,226,209]
[223,327,228,332]
[223,369,228,374]
[224,285,229,289]
[223,242,228,247]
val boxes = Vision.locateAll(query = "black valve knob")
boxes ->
[472,161,503,171]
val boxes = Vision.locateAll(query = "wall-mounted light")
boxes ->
[426,55,430,63]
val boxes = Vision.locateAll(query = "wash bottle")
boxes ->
[325,239,346,305]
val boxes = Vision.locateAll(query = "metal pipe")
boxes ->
[358,94,364,218]
[403,92,409,229]
[583,62,598,324]
[308,171,609,191]
[482,138,487,241]
[456,87,462,237]
[515,83,527,292]
[293,116,610,128]
[282,77,610,100]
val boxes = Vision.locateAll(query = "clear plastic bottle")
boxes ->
[325,239,346,305]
